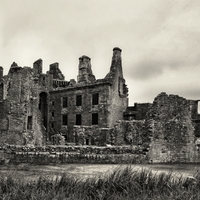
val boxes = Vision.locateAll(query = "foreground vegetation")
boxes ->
[0,166,200,200]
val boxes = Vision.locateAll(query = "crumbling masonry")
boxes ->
[0,48,200,163]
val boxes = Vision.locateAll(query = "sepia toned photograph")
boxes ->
[0,0,200,199]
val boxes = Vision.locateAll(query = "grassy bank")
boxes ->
[0,166,200,200]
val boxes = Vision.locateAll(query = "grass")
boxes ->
[0,165,200,200]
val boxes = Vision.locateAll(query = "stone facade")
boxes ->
[48,47,128,143]
[0,48,128,146]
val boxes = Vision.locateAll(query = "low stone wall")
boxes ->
[0,145,148,164]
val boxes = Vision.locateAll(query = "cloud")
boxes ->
[125,1,200,81]
[0,0,200,103]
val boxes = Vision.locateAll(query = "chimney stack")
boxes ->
[77,55,96,83]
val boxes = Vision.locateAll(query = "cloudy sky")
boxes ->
[0,0,200,105]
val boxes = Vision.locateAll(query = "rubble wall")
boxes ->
[108,92,200,163]
[111,120,152,148]
[0,145,148,164]
[147,93,200,163]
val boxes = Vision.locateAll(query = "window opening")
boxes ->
[86,138,89,145]
[76,114,82,125]
[92,93,99,105]
[39,92,48,129]
[52,112,54,117]
[63,97,68,108]
[62,114,68,125]
[51,123,54,128]
[92,113,98,125]
[27,116,33,130]
[76,95,82,106]
[52,101,54,106]
[64,135,67,141]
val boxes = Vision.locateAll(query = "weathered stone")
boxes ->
[0,48,200,163]
[0,48,128,147]
[147,93,200,163]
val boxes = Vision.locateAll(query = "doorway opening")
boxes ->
[39,92,48,129]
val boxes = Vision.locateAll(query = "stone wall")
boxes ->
[0,145,148,164]
[111,120,152,148]
[72,120,152,158]
[147,93,200,163]
[124,103,152,120]
[106,92,200,163]
[73,126,110,145]
[0,62,51,146]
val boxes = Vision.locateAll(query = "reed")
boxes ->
[0,165,200,199]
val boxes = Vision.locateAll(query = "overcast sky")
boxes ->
[0,0,200,105]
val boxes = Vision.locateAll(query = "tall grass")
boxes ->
[0,165,200,200]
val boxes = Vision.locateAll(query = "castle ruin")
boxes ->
[0,47,200,163]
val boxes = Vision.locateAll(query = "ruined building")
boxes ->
[0,48,128,145]
[1,47,200,162]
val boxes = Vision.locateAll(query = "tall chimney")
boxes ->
[110,47,122,74]
[77,55,96,83]
[105,47,123,79]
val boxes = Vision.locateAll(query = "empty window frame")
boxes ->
[62,114,68,125]
[27,116,33,130]
[52,112,54,117]
[76,95,82,106]
[92,113,98,125]
[76,114,82,125]
[63,97,68,108]
[51,122,54,128]
[52,101,55,106]
[92,93,99,105]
